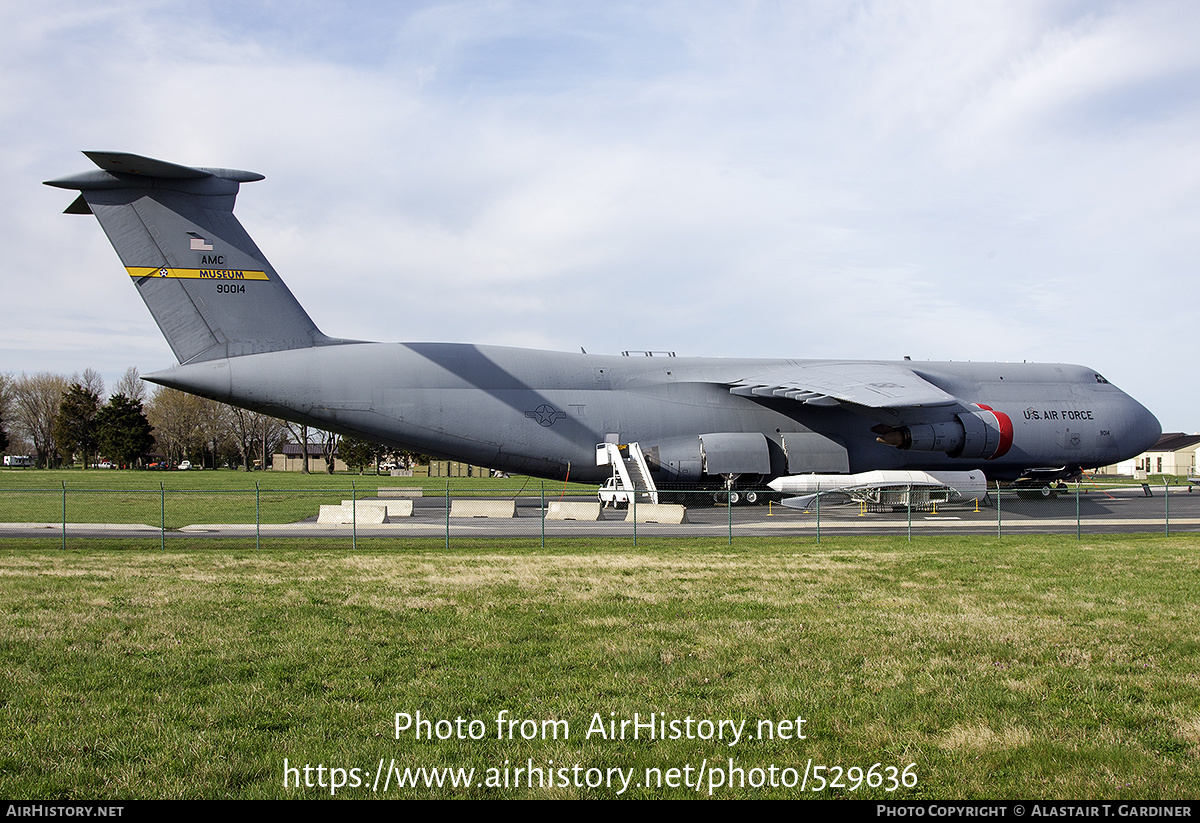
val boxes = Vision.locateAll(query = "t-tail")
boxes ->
[45,151,337,364]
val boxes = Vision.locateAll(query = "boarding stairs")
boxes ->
[596,442,659,504]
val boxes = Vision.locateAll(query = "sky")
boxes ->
[2,0,1197,432]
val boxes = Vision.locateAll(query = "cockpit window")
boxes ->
[1095,373,1109,384]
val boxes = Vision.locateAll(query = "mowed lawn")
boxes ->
[1,534,1198,799]
[0,468,593,529]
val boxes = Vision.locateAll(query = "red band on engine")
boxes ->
[975,404,1014,459]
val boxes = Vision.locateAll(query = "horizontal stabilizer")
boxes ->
[85,151,222,180]
[46,151,331,364]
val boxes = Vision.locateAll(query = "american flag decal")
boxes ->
[187,232,213,251]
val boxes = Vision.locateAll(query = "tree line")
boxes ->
[0,367,422,473]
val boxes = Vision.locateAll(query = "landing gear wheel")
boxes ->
[1016,482,1058,500]
[744,491,758,504]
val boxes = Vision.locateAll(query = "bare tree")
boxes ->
[76,368,105,401]
[229,408,287,471]
[229,407,259,471]
[113,366,147,404]
[195,398,235,468]
[11,373,70,467]
[318,430,340,474]
[282,421,312,473]
[146,387,204,464]
[147,388,243,467]
[259,415,286,471]
[0,373,12,454]
[0,373,12,424]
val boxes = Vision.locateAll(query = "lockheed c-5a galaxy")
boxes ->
[46,152,1161,500]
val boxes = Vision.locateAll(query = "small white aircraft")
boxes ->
[768,469,988,511]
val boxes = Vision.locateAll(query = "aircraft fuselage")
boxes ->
[147,342,1160,485]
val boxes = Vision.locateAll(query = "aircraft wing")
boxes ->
[727,362,959,410]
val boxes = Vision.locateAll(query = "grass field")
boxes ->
[0,467,593,492]
[2,534,1198,799]
[0,468,595,529]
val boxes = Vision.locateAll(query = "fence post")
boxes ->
[445,479,450,551]
[1075,481,1081,539]
[902,479,912,544]
[61,481,66,551]
[632,491,637,549]
[1165,479,1170,537]
[995,483,1002,538]
[352,480,357,550]
[160,482,165,550]
[727,488,733,547]
[255,481,260,551]
[815,483,820,545]
[540,481,545,550]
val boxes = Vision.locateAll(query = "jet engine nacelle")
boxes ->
[873,405,1013,460]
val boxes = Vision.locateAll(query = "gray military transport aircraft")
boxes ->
[46,152,1161,499]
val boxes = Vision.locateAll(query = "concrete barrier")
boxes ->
[317,500,413,524]
[343,499,413,519]
[383,499,414,518]
[450,499,516,518]
[625,504,688,524]
[317,504,361,524]
[317,505,346,524]
[347,504,388,524]
[545,501,603,521]
[378,487,423,498]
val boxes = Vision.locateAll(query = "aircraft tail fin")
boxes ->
[45,151,333,364]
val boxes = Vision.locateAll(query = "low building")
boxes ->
[1097,432,1200,478]
[272,443,348,473]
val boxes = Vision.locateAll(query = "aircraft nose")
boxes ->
[1122,396,1162,456]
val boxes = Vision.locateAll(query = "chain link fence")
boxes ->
[1,479,1197,548]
